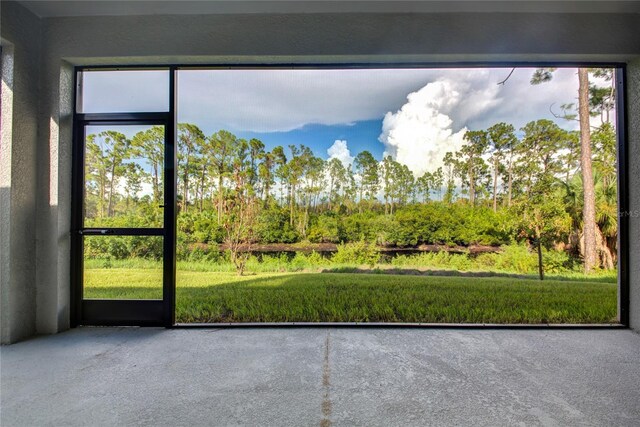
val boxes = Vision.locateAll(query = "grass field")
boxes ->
[84,268,618,324]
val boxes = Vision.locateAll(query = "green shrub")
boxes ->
[256,207,300,243]
[341,213,378,243]
[370,215,400,246]
[257,253,291,272]
[84,234,163,260]
[474,244,574,274]
[391,251,474,271]
[290,252,310,270]
[392,203,515,246]
[191,211,224,244]
[307,214,340,243]
[476,244,538,274]
[542,248,574,273]
[187,245,223,262]
[331,241,380,267]
[288,251,327,270]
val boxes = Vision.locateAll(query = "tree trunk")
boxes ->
[107,161,117,217]
[607,76,615,124]
[468,161,475,206]
[289,183,295,227]
[199,167,206,212]
[264,180,270,202]
[536,237,544,281]
[217,174,224,223]
[304,199,310,237]
[596,226,615,270]
[327,176,334,211]
[507,162,513,207]
[578,68,598,274]
[99,178,106,218]
[182,173,189,213]
[182,150,190,212]
[492,156,498,212]
[578,226,615,270]
[153,164,159,203]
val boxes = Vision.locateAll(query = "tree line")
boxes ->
[83,68,617,275]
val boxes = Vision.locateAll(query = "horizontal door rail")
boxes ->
[82,300,164,326]
[79,228,164,236]
[76,112,170,123]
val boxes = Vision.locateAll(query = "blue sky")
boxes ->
[235,120,385,160]
[81,67,607,176]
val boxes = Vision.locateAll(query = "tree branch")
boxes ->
[548,103,602,130]
[497,68,516,85]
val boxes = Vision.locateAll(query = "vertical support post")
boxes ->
[70,131,85,326]
[616,66,629,326]
[70,69,85,327]
[163,67,177,327]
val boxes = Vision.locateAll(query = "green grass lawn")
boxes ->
[84,268,618,324]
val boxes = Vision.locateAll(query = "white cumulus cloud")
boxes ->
[379,79,479,177]
[327,139,354,167]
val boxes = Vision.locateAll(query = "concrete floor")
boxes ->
[1,328,639,426]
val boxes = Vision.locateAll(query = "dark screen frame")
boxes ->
[70,62,629,328]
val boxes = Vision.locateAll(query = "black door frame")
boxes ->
[70,68,176,327]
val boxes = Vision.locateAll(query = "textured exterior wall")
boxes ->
[1,2,639,341]
[0,2,41,343]
[627,58,640,330]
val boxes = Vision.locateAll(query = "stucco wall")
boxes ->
[1,1,639,341]
[0,1,41,343]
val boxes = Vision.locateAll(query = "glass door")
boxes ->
[72,119,175,326]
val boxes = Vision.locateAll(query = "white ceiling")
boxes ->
[18,0,640,18]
